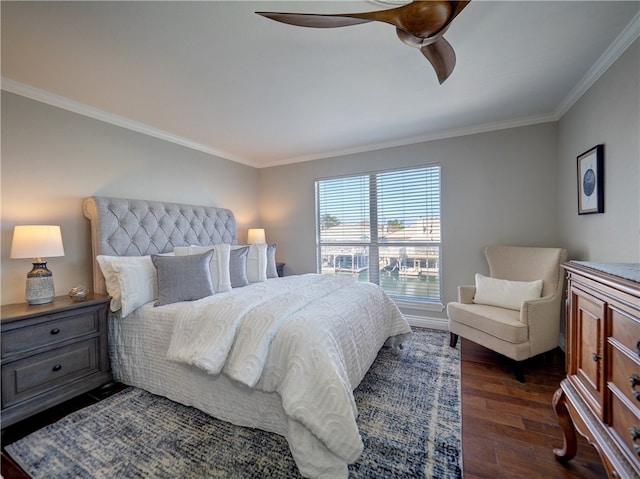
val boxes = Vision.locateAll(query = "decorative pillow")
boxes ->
[152,250,215,306]
[473,273,543,311]
[96,255,123,312]
[174,244,232,293]
[232,244,267,283]
[230,246,250,288]
[266,244,278,278]
[96,255,158,317]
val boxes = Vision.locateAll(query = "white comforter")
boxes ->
[166,274,410,478]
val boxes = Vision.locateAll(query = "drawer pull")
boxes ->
[50,328,60,335]
[630,426,640,456]
[592,352,601,362]
[630,374,640,401]
[52,364,62,372]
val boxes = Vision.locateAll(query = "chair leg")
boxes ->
[449,332,459,348]
[543,348,556,366]
[514,361,525,383]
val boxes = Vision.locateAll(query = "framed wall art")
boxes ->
[577,144,604,215]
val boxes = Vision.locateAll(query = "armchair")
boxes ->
[447,245,567,381]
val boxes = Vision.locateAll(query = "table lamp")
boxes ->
[247,228,266,244]
[10,225,65,305]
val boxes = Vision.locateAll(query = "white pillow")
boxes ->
[174,244,232,293]
[266,244,278,278]
[473,273,543,311]
[96,255,158,317]
[96,255,122,312]
[232,244,267,283]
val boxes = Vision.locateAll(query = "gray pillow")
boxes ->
[230,246,250,288]
[266,243,278,278]
[152,250,214,306]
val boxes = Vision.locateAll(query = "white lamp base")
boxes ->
[25,262,55,305]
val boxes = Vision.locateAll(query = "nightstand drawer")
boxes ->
[2,309,99,358]
[1,294,111,429]
[1,339,99,408]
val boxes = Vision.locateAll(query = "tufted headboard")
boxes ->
[83,196,237,295]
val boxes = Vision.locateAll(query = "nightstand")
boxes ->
[1,293,112,428]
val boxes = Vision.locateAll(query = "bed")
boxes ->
[83,196,411,479]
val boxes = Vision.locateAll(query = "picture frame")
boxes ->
[577,144,604,215]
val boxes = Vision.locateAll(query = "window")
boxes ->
[315,165,441,304]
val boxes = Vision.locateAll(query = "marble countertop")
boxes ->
[570,261,640,283]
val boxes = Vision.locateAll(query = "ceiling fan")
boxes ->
[256,1,471,84]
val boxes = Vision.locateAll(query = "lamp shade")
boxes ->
[11,225,65,305]
[11,225,65,259]
[247,228,266,244]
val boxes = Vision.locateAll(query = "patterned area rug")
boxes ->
[6,327,461,479]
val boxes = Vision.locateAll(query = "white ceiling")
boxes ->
[2,1,639,168]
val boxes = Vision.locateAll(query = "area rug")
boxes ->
[6,327,461,479]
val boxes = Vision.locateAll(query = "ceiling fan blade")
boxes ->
[450,1,472,22]
[257,1,471,84]
[258,1,471,39]
[420,37,456,84]
[343,1,469,39]
[256,12,372,29]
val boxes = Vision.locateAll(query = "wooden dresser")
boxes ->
[1,293,112,428]
[554,262,640,478]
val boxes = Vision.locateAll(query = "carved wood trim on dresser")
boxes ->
[553,262,640,479]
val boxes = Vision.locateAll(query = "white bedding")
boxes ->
[109,274,411,478]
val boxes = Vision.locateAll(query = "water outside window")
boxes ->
[316,165,441,304]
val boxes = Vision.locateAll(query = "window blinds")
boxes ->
[316,165,441,302]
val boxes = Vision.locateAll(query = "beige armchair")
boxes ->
[447,245,567,382]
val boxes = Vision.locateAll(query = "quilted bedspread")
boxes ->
[166,274,411,478]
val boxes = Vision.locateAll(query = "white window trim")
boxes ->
[392,298,445,312]
[315,164,442,303]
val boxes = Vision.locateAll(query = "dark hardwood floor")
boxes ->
[1,338,607,479]
[460,338,607,479]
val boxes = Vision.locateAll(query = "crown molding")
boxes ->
[554,10,640,118]
[3,10,638,170]
[263,12,640,168]
[0,77,259,168]
[261,112,558,168]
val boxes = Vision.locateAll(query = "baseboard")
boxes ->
[404,314,448,331]
[558,334,566,352]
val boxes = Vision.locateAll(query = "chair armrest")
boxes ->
[519,293,558,322]
[458,285,476,304]
[520,292,563,355]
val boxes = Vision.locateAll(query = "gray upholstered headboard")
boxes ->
[83,196,237,294]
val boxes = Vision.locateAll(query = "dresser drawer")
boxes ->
[1,309,99,358]
[1,339,99,408]
[558,263,640,478]
[611,307,640,357]
[610,339,640,409]
[610,390,640,468]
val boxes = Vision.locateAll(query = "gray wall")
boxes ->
[258,122,560,319]
[557,39,640,261]
[258,38,639,323]
[2,39,637,313]
[1,92,259,304]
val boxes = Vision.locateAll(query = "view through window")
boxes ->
[315,165,441,303]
